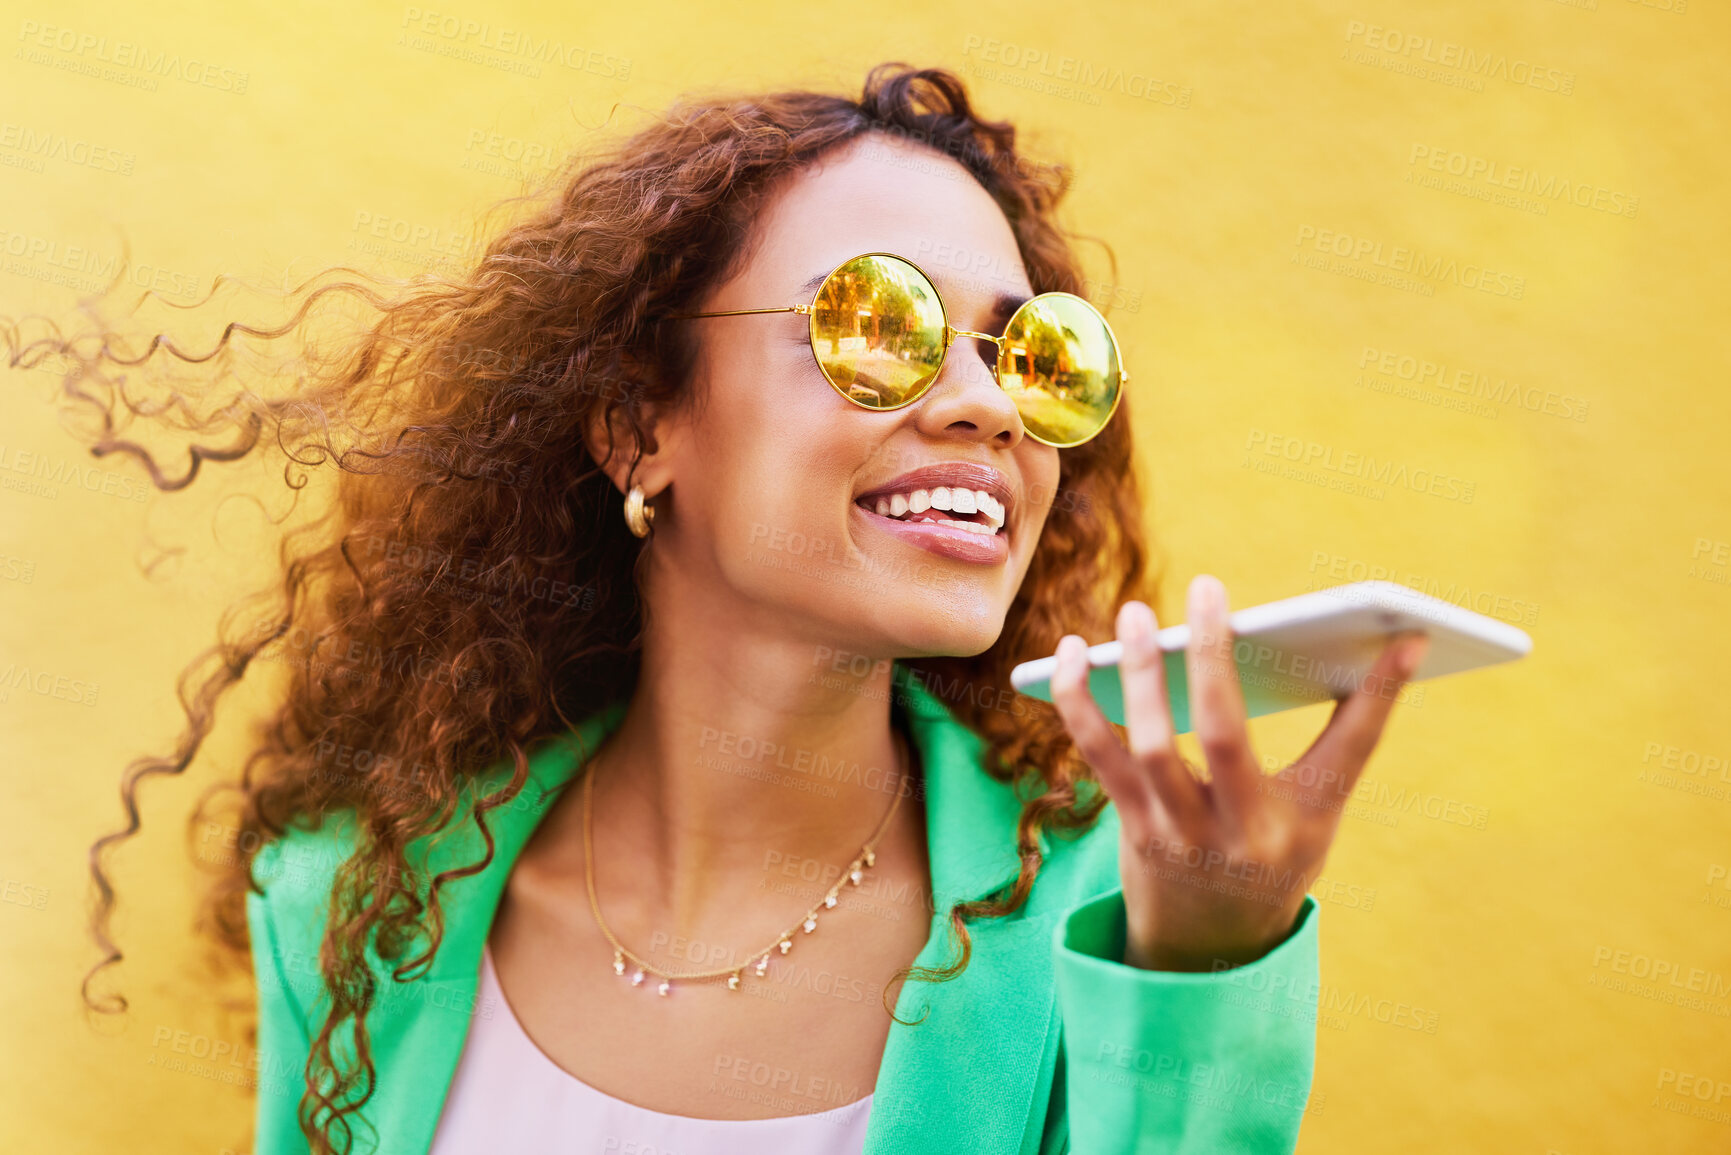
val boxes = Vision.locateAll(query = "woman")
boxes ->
[60,63,1426,1154]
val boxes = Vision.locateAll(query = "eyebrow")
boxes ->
[796,270,1032,321]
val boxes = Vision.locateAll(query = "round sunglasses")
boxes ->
[667,251,1128,448]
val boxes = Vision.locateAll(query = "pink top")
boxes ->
[428,945,875,1155]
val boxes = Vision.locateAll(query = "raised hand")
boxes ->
[1048,574,1429,972]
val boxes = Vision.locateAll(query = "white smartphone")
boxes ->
[1009,580,1532,733]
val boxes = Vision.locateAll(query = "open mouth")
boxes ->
[853,486,1006,537]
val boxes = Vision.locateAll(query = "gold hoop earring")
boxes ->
[624,484,656,539]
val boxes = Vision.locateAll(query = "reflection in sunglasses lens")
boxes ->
[1001,295,1121,447]
[812,255,947,408]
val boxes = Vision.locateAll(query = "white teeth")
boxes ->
[857,484,1008,533]
[932,518,997,536]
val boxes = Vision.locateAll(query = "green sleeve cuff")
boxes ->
[1052,890,1321,1154]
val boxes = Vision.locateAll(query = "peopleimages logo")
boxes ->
[1343,20,1575,96]
[1407,144,1638,219]
[0,121,136,175]
[396,8,631,79]
[14,20,251,94]
[1294,225,1526,300]
[1244,428,1477,504]
[1357,346,1589,423]
[960,36,1191,107]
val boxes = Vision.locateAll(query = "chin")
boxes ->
[883,599,1008,661]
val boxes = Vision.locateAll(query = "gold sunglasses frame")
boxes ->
[666,250,1129,448]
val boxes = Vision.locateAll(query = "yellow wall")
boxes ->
[2,2,1726,1151]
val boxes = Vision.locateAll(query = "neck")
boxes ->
[573,582,925,952]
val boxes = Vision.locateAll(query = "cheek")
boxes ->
[694,401,863,569]
[1024,449,1064,525]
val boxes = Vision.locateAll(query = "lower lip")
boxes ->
[852,502,1010,565]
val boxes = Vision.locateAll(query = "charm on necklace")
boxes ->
[630,968,645,986]
[802,916,818,933]
[755,954,769,976]
[658,980,671,996]
[727,971,741,990]
[778,937,792,954]
[612,950,625,976]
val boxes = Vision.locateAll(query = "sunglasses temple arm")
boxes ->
[665,305,813,320]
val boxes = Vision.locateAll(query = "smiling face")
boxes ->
[637,131,1063,660]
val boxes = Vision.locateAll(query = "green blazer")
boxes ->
[247,661,1322,1154]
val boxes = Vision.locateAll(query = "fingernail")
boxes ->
[1191,575,1225,617]
[1121,601,1154,642]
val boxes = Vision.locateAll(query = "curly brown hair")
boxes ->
[7,61,1159,1154]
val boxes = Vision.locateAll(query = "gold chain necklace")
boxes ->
[581,727,910,997]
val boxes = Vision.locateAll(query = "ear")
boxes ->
[583,351,679,497]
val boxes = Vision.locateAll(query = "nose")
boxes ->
[910,333,1024,447]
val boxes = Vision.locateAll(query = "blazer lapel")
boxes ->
[362,697,628,1155]
[860,666,1061,1155]
[362,663,1053,1155]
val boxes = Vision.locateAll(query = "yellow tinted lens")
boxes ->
[998,294,1122,447]
[810,255,947,408]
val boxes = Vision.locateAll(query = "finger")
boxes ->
[1290,631,1429,813]
[1047,633,1160,831]
[1115,600,1206,823]
[1183,575,1261,823]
